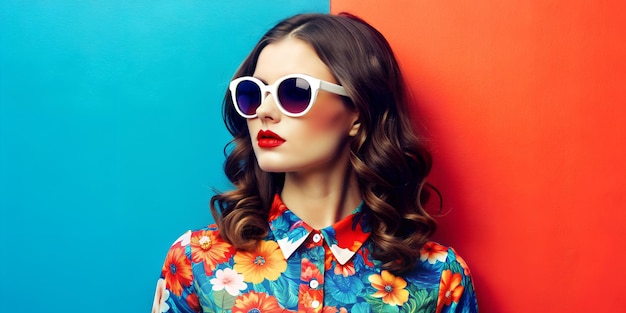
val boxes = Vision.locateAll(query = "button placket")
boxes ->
[298,230,325,312]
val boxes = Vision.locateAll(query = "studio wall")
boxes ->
[332,0,626,312]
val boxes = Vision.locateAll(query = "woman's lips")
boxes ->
[257,129,285,148]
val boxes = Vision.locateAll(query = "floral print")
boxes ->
[210,268,247,296]
[152,279,170,313]
[153,194,478,312]
[369,270,410,306]
[232,291,283,313]
[420,242,449,265]
[191,229,234,276]
[437,270,465,312]
[161,243,193,297]
[233,240,287,284]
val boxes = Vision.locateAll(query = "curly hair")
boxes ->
[210,13,437,274]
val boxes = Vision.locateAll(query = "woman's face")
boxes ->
[247,37,360,175]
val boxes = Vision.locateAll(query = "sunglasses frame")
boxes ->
[229,73,349,118]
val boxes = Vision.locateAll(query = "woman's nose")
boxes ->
[255,92,281,121]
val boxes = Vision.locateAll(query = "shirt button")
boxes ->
[309,279,319,289]
[312,233,322,243]
[311,300,320,308]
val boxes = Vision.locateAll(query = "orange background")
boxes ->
[332,1,626,312]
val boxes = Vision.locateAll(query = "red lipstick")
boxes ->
[257,129,285,148]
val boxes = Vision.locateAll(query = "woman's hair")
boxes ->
[210,13,436,274]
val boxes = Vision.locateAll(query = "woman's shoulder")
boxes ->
[163,224,231,253]
[418,241,472,276]
[161,224,236,272]
[415,241,478,312]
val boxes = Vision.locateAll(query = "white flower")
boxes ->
[159,289,170,313]
[152,279,170,313]
[210,268,247,296]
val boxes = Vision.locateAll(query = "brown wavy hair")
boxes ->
[210,13,437,274]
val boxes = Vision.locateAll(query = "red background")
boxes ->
[332,1,626,312]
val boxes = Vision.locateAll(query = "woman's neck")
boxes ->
[280,165,361,230]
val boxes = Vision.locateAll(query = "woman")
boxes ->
[152,13,478,313]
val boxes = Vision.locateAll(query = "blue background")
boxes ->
[0,1,328,311]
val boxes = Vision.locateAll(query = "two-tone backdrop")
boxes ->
[2,0,625,312]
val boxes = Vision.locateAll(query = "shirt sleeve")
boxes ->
[151,231,201,313]
[436,247,479,313]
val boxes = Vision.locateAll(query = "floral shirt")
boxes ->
[152,195,478,313]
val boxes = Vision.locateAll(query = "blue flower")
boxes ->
[325,272,364,306]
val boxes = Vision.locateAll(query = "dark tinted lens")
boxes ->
[235,80,261,116]
[277,77,312,114]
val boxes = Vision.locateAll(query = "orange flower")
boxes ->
[161,245,193,296]
[334,261,356,277]
[436,270,465,312]
[233,291,283,313]
[301,258,324,283]
[368,270,409,306]
[190,230,233,275]
[234,240,287,284]
[268,195,288,221]
[420,242,448,264]
[298,284,323,313]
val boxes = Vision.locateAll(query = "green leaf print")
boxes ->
[395,289,438,313]
[214,290,236,310]
[365,295,400,313]
[400,296,419,313]
[448,261,464,276]
[193,280,217,313]
[421,289,438,313]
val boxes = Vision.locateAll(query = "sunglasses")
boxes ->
[229,73,349,118]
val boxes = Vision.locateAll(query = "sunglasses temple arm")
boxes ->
[320,81,349,97]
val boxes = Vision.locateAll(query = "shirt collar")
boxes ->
[268,194,371,265]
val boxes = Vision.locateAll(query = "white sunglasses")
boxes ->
[229,73,349,118]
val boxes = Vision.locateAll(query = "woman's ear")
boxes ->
[349,119,361,137]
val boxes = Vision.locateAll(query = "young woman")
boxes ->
[152,13,478,313]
